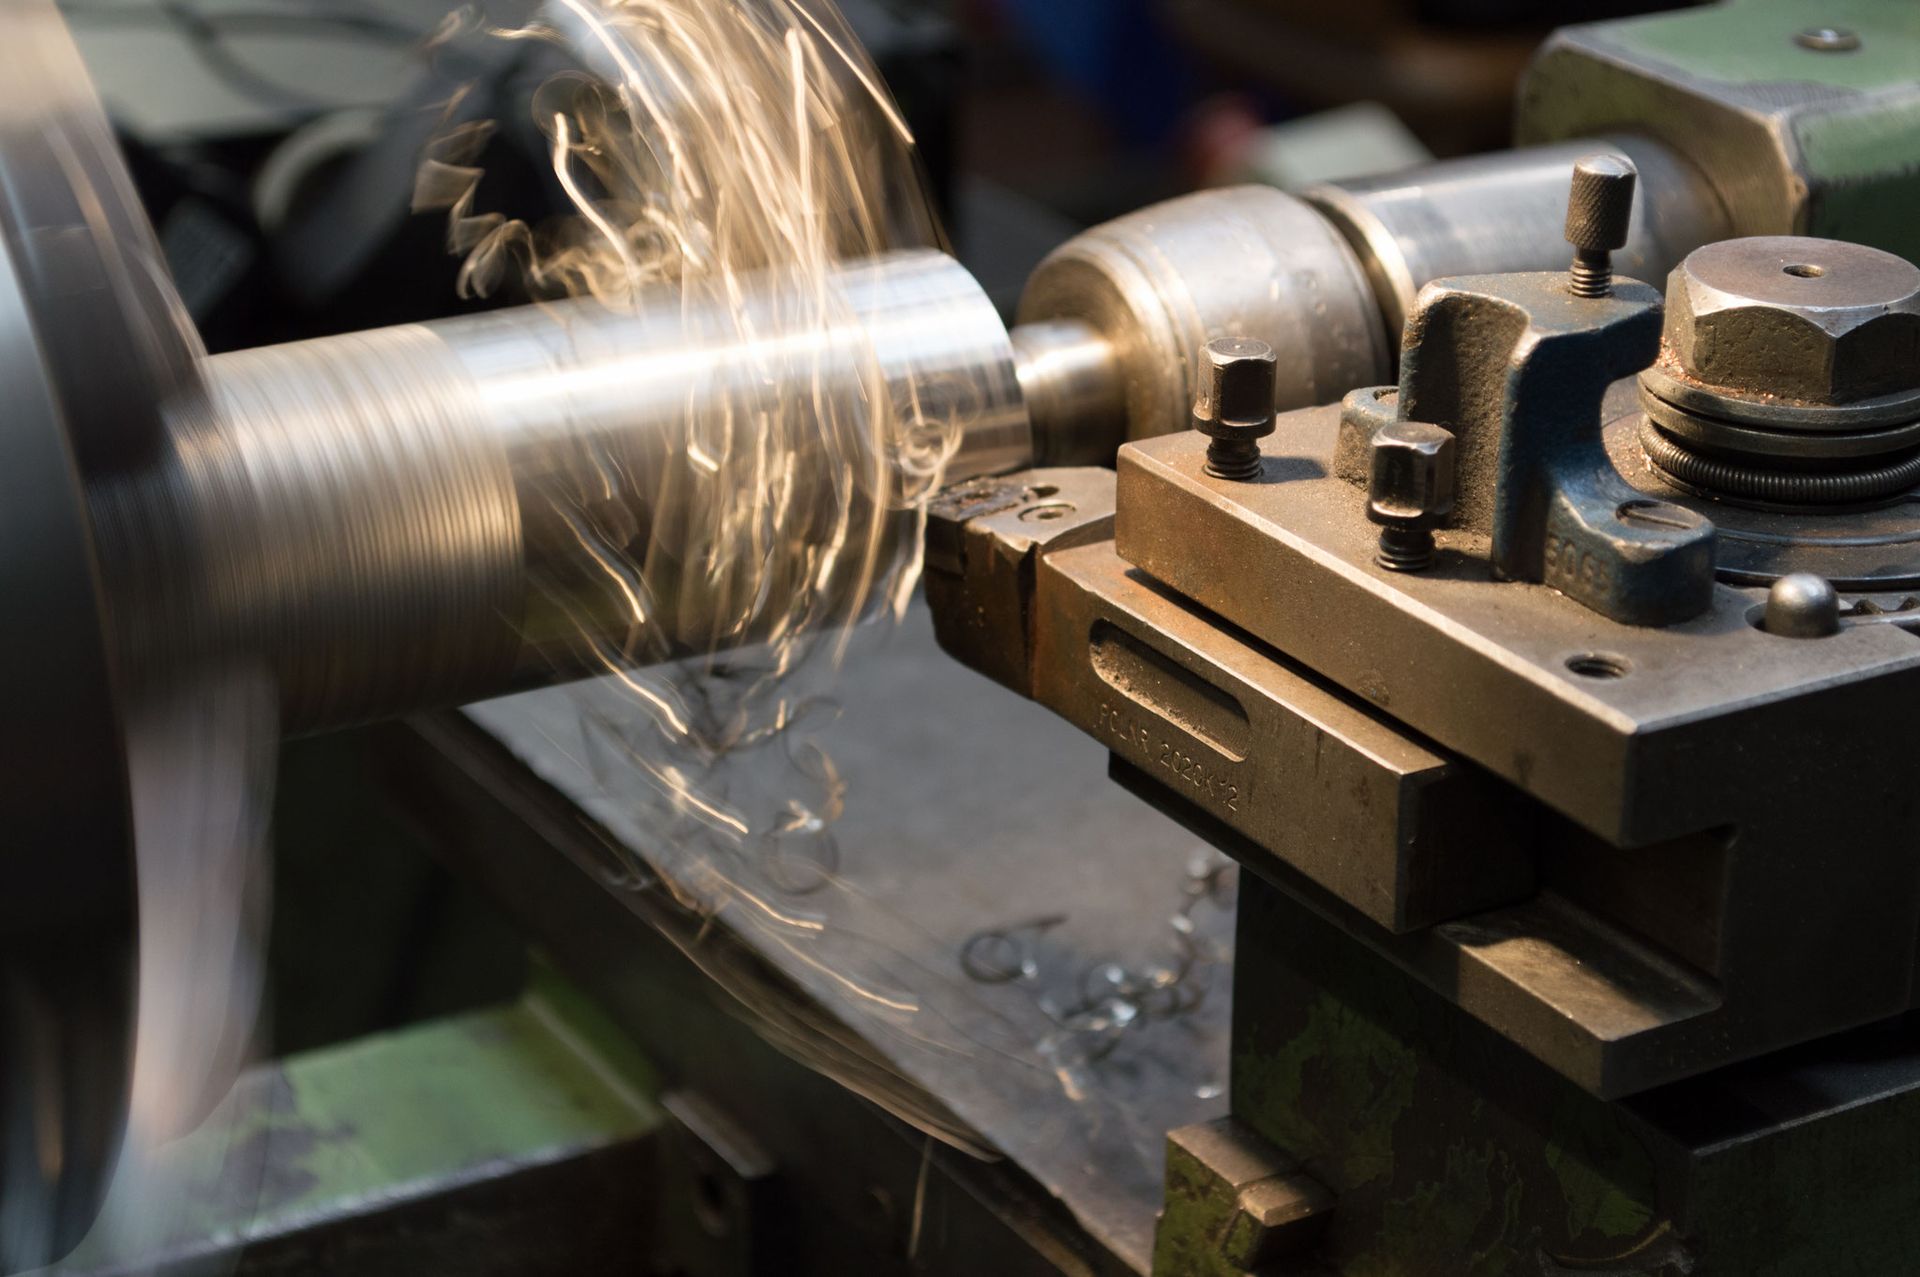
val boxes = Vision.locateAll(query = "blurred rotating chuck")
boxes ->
[0,4,1041,1260]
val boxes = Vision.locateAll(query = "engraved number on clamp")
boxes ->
[1096,701,1241,813]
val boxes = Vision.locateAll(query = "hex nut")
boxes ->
[1663,237,1920,406]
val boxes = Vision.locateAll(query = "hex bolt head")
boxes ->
[1662,237,1920,406]
[1366,420,1456,571]
[1564,154,1637,298]
[1765,573,1842,638]
[1193,337,1277,481]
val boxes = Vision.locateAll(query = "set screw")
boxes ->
[1366,420,1456,572]
[1565,154,1637,299]
[1192,337,1277,482]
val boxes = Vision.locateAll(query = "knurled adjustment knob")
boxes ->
[1565,153,1637,299]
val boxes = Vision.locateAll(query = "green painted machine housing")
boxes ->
[1155,873,1920,1277]
[1519,0,1920,260]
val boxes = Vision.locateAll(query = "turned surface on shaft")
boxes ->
[91,252,1029,731]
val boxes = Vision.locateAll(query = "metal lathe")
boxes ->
[5,0,1920,1272]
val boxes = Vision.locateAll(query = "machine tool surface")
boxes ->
[466,601,1231,1269]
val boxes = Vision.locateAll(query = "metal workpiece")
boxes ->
[1304,136,1730,339]
[1563,153,1636,298]
[1394,269,1715,625]
[1364,421,1455,571]
[91,326,527,734]
[1008,318,1124,466]
[1112,411,1920,1094]
[1016,185,1390,450]
[95,250,1030,732]
[1518,0,1920,261]
[1191,338,1278,481]
[924,468,1117,699]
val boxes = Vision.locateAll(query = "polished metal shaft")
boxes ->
[92,250,1028,732]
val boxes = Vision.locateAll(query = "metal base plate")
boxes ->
[454,603,1233,1271]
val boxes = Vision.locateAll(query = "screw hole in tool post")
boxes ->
[1783,263,1827,278]
[1028,484,1059,498]
[1020,502,1075,522]
[1794,26,1860,52]
[1566,653,1632,679]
